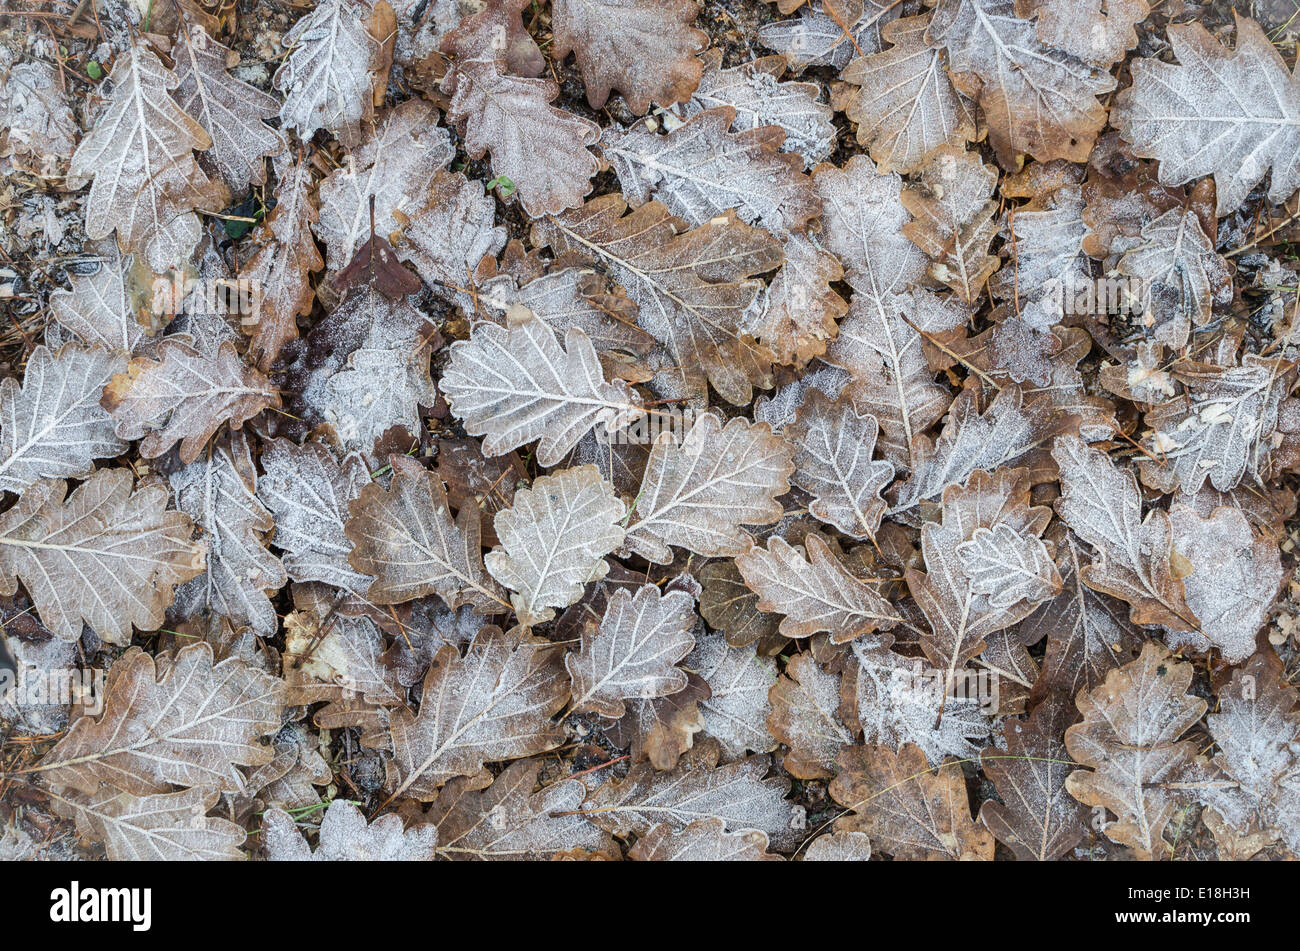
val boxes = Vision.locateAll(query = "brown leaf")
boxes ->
[385,625,568,799]
[1065,641,1207,859]
[101,337,279,464]
[829,743,995,860]
[629,817,782,860]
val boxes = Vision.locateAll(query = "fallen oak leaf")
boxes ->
[101,337,280,465]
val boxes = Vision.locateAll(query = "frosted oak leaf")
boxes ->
[484,466,626,627]
[441,317,645,469]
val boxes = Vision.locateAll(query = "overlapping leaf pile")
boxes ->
[1,0,1299,862]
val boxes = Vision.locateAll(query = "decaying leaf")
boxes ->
[927,0,1117,167]
[1065,641,1207,859]
[60,787,246,861]
[101,338,280,465]
[1168,504,1284,665]
[683,49,834,167]
[1052,435,1198,630]
[345,455,509,611]
[789,391,894,540]
[258,439,372,592]
[841,16,977,175]
[0,469,204,644]
[830,743,995,860]
[534,197,783,405]
[386,625,568,800]
[430,757,618,860]
[444,57,601,217]
[33,643,285,795]
[736,534,898,644]
[551,0,706,114]
[767,651,854,779]
[979,700,1087,860]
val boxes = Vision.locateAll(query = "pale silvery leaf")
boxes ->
[441,318,645,469]
[170,438,287,636]
[1114,14,1300,216]
[803,830,873,860]
[629,818,780,861]
[688,631,777,758]
[66,47,227,262]
[988,184,1090,333]
[445,58,600,217]
[314,340,438,457]
[1065,642,1207,859]
[567,584,696,717]
[1,59,77,172]
[893,386,1055,514]
[683,49,834,167]
[603,106,820,235]
[824,289,966,471]
[550,0,706,114]
[264,799,437,860]
[48,245,144,353]
[790,391,893,540]
[909,468,1054,678]
[172,24,284,193]
[274,0,376,147]
[0,344,127,494]
[842,16,977,175]
[1169,504,1284,665]
[1139,356,1294,495]
[758,0,900,72]
[581,742,795,849]
[1118,209,1232,349]
[64,787,246,861]
[345,456,509,612]
[956,523,1062,609]
[386,625,568,800]
[0,469,204,644]
[622,412,793,564]
[736,534,898,644]
[431,757,617,860]
[0,628,77,735]
[32,642,285,795]
[398,170,506,308]
[846,642,991,764]
[316,100,454,271]
[258,438,372,592]
[485,466,626,627]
